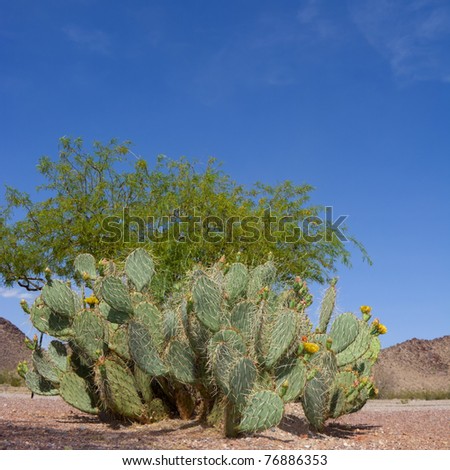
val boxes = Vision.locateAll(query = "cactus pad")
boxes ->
[134,301,165,350]
[30,301,72,338]
[72,311,106,360]
[239,390,284,433]
[25,370,59,396]
[99,301,130,325]
[227,357,257,407]
[224,263,249,303]
[125,248,155,292]
[318,280,337,332]
[60,371,98,414]
[109,325,131,361]
[209,329,246,356]
[246,261,277,299]
[42,280,78,317]
[336,322,371,367]
[32,349,61,384]
[134,366,153,404]
[74,253,97,279]
[329,312,360,353]
[301,351,337,431]
[47,340,69,373]
[265,309,298,368]
[129,320,167,376]
[163,309,179,342]
[230,301,257,342]
[166,340,196,384]
[192,275,222,332]
[275,356,307,402]
[100,277,134,315]
[32,340,68,384]
[95,358,144,420]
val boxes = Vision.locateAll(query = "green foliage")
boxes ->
[0,370,24,387]
[0,137,369,297]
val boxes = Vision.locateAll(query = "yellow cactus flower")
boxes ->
[360,305,372,314]
[376,323,388,335]
[82,271,91,281]
[84,295,99,307]
[302,342,320,354]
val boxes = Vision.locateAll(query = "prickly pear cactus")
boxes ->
[180,257,314,437]
[299,282,386,431]
[20,249,171,423]
[19,249,384,438]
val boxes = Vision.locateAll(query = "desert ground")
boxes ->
[0,389,448,450]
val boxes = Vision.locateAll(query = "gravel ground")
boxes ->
[0,390,449,450]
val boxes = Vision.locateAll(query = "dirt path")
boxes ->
[0,391,449,450]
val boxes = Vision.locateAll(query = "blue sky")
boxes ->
[1,0,449,347]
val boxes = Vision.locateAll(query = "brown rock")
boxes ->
[0,317,32,374]
[374,335,450,397]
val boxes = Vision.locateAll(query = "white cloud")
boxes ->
[0,288,35,301]
[298,0,320,24]
[297,0,338,39]
[349,0,450,82]
[62,25,112,55]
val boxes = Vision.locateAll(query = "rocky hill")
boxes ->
[374,335,450,398]
[0,317,32,374]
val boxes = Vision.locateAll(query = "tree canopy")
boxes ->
[0,137,370,299]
